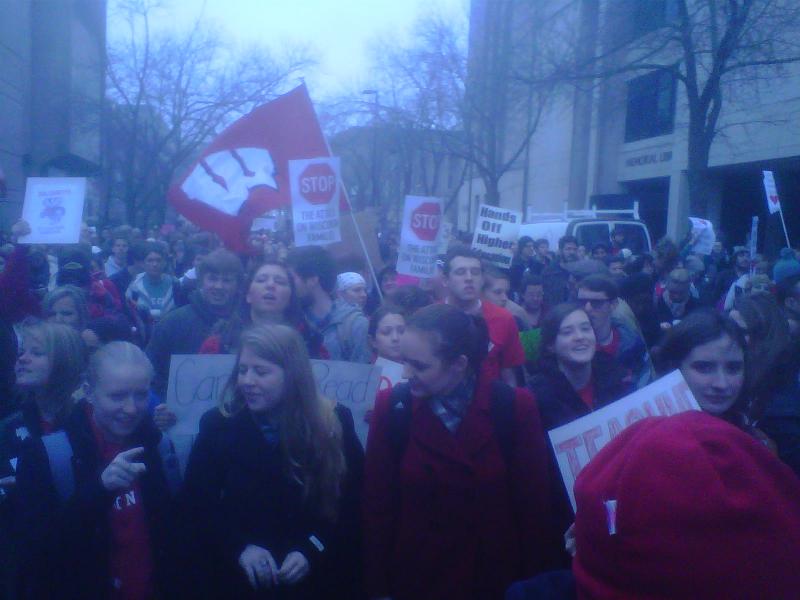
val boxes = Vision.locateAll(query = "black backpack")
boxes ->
[386,380,517,465]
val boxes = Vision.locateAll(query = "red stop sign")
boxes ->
[411,202,441,241]
[299,162,337,205]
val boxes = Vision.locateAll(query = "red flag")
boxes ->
[168,84,343,252]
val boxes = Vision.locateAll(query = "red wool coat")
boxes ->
[363,378,552,600]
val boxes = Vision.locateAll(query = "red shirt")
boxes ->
[596,327,621,358]
[577,380,595,410]
[87,407,155,600]
[480,301,526,381]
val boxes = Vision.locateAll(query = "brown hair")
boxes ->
[197,248,244,283]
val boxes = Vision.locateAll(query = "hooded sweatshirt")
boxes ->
[307,299,371,363]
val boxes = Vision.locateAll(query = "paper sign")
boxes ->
[375,357,405,395]
[688,217,715,255]
[437,221,453,255]
[311,360,382,447]
[251,215,278,232]
[763,171,781,214]
[165,354,381,453]
[18,177,86,244]
[397,195,443,277]
[290,157,342,246]
[471,204,522,267]
[548,370,700,512]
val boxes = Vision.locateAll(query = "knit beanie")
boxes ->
[336,271,366,291]
[573,411,800,599]
[773,247,800,283]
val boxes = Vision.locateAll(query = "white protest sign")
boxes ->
[471,204,522,267]
[290,157,342,246]
[251,215,278,232]
[437,221,453,255]
[548,370,700,512]
[397,195,443,277]
[375,357,405,395]
[18,177,86,244]
[763,170,781,214]
[688,217,715,255]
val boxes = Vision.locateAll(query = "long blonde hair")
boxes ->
[223,324,346,521]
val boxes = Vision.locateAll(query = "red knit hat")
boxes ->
[573,411,800,599]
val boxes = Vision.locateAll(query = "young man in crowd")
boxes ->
[543,235,579,307]
[125,242,180,324]
[482,267,529,332]
[286,245,372,363]
[109,241,146,303]
[104,234,129,278]
[714,245,750,305]
[577,274,652,390]
[520,274,545,330]
[655,268,698,328]
[146,248,243,398]
[444,246,525,386]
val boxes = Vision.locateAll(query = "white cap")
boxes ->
[336,271,366,291]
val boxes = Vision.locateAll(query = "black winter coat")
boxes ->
[180,403,365,599]
[527,353,629,567]
[15,402,179,599]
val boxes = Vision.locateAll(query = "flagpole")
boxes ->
[306,82,384,302]
[779,207,791,248]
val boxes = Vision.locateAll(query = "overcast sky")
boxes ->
[109,0,467,100]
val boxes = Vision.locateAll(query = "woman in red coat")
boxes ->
[363,303,552,600]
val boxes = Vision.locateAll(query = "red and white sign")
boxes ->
[763,170,781,215]
[548,370,700,512]
[397,195,443,277]
[168,84,345,252]
[290,157,341,246]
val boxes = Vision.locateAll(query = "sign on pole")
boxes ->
[471,204,522,268]
[18,177,86,245]
[750,216,759,266]
[548,370,700,512]
[763,171,781,214]
[290,156,342,246]
[397,195,443,277]
[688,217,715,255]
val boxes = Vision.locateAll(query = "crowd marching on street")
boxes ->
[0,210,800,600]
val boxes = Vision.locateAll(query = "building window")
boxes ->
[624,70,676,143]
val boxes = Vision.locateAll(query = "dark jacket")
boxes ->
[542,262,571,309]
[363,378,552,600]
[146,290,234,398]
[15,402,179,599]
[527,353,629,566]
[654,294,700,326]
[0,399,47,489]
[181,404,364,599]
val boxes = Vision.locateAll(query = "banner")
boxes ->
[168,84,345,252]
[18,177,86,245]
[471,204,522,267]
[688,217,715,255]
[548,370,700,511]
[290,156,342,246]
[764,171,781,214]
[397,195,443,277]
[165,354,381,461]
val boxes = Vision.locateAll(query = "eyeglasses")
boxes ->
[579,298,611,309]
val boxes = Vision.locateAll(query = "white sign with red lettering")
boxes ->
[397,195,443,277]
[290,156,341,246]
[763,171,781,215]
[548,370,700,512]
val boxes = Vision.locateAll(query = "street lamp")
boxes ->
[362,89,379,208]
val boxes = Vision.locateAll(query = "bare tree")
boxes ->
[549,0,800,215]
[103,0,311,226]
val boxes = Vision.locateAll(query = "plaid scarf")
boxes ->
[428,375,476,434]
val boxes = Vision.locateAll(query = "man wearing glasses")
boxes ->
[577,274,652,390]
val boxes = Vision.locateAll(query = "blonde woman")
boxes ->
[182,324,364,599]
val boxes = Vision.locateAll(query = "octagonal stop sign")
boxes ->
[411,202,441,242]
[299,162,337,205]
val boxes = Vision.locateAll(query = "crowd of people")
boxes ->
[0,216,799,599]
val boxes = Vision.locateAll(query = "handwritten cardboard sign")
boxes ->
[18,177,86,244]
[471,204,522,267]
[165,354,382,451]
[548,370,700,512]
[375,357,405,395]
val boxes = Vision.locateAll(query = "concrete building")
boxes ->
[0,0,106,229]
[461,0,800,249]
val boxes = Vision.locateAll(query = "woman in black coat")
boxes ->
[181,324,364,599]
[527,303,629,567]
[15,341,180,599]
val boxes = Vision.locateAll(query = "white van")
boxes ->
[519,203,652,255]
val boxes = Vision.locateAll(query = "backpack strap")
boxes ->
[157,435,182,496]
[489,380,517,467]
[387,382,414,461]
[41,431,75,502]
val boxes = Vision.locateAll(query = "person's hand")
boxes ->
[101,447,147,492]
[239,545,278,589]
[564,523,576,557]
[153,404,177,432]
[277,551,310,585]
[11,219,31,242]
